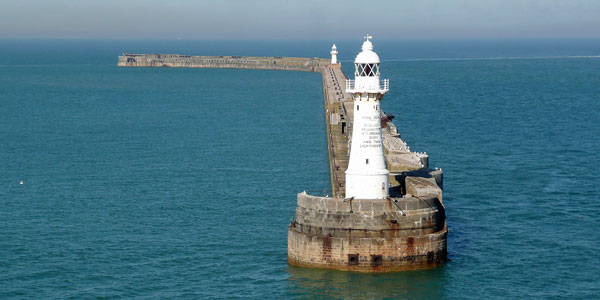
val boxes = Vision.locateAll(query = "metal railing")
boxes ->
[346,79,389,93]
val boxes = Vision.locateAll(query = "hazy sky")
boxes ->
[1,0,599,39]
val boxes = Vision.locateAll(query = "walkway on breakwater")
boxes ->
[117,54,439,199]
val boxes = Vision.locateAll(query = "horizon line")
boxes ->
[2,37,600,42]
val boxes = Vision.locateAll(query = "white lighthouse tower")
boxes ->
[330,44,338,64]
[345,35,390,199]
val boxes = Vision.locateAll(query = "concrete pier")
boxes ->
[118,54,328,72]
[118,53,447,272]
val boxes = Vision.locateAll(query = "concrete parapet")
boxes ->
[405,177,442,199]
[382,134,409,153]
[386,153,426,171]
[296,192,440,215]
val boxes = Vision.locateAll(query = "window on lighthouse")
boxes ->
[355,63,380,77]
[363,64,372,76]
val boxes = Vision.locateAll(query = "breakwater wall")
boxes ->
[118,53,447,272]
[118,54,329,72]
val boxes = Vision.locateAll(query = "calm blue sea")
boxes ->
[1,39,599,299]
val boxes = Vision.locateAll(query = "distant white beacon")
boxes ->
[330,44,338,64]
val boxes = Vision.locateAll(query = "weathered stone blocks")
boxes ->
[288,192,447,272]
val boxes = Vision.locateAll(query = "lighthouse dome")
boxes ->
[354,38,380,64]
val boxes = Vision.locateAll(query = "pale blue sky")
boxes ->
[1,0,599,39]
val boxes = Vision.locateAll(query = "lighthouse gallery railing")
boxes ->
[345,79,389,93]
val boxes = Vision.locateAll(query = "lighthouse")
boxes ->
[345,35,390,199]
[288,38,447,272]
[330,44,338,64]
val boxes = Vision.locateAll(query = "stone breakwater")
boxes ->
[118,54,447,272]
[118,54,328,72]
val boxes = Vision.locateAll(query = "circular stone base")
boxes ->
[288,226,447,272]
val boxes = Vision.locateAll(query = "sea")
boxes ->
[1,39,599,299]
